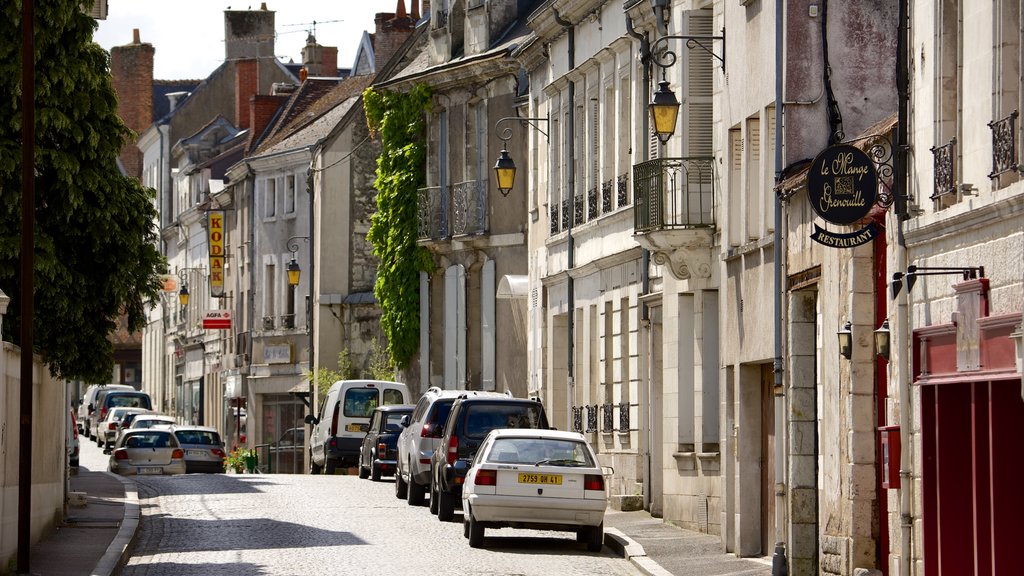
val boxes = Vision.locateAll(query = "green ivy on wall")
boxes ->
[363,84,434,369]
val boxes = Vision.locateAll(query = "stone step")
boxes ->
[609,494,643,511]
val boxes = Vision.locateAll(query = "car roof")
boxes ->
[135,415,175,421]
[455,393,534,404]
[485,428,585,442]
[172,425,219,433]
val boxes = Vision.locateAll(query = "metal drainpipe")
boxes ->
[246,163,256,450]
[625,13,653,512]
[772,0,789,571]
[554,8,575,429]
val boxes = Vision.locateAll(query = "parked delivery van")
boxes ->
[307,380,410,474]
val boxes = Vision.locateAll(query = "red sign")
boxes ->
[203,310,232,330]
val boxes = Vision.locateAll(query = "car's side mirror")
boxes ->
[304,414,318,426]
[400,414,411,427]
[452,459,470,474]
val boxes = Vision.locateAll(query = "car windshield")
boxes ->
[175,430,221,446]
[487,437,594,467]
[108,394,150,409]
[464,404,545,438]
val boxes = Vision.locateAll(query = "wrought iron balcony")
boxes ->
[631,157,716,280]
[930,138,957,201]
[989,111,1019,178]
[451,180,487,236]
[587,187,598,221]
[417,185,449,241]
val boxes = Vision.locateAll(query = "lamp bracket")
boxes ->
[891,265,985,297]
[176,266,206,282]
[650,29,726,74]
[495,116,550,143]
[286,235,310,257]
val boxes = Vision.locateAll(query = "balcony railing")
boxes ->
[989,110,1019,178]
[930,138,957,201]
[617,173,630,208]
[633,157,716,233]
[587,187,598,221]
[451,180,487,236]
[601,179,613,214]
[417,185,449,240]
[550,204,559,234]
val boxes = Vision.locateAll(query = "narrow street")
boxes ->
[79,442,641,576]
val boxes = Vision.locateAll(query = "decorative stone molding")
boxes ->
[634,229,714,280]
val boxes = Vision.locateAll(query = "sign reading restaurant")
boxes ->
[807,144,878,248]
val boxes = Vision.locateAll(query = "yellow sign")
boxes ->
[208,211,225,297]
[518,473,563,485]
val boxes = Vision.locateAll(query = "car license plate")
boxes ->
[138,467,162,475]
[346,423,366,433]
[187,450,206,457]
[518,473,562,485]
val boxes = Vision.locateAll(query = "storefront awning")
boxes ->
[496,275,528,300]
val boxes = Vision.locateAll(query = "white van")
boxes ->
[307,380,410,474]
[79,384,134,440]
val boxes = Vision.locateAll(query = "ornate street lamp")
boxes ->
[838,321,853,360]
[646,27,725,144]
[286,235,309,287]
[178,284,190,307]
[650,79,681,144]
[491,116,549,198]
[874,319,891,360]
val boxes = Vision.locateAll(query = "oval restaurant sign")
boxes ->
[807,144,877,225]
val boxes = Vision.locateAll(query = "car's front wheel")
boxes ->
[407,476,426,505]
[309,452,322,475]
[467,509,485,548]
[395,470,408,499]
[324,458,338,475]
[437,489,456,522]
[429,477,440,515]
[370,462,382,482]
[358,464,370,479]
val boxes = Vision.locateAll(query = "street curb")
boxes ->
[91,473,139,576]
[605,528,674,576]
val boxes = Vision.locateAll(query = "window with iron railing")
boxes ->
[574,193,585,225]
[930,138,957,209]
[601,179,613,214]
[617,173,629,207]
[451,180,486,236]
[417,185,449,240]
[587,187,598,221]
[633,157,716,233]
[988,110,1019,179]
[550,204,560,234]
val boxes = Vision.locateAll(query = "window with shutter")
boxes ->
[745,118,760,241]
[727,129,742,247]
[683,10,714,158]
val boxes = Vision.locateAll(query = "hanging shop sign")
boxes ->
[208,210,225,297]
[203,309,232,330]
[807,144,879,248]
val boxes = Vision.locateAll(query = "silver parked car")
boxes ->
[109,429,187,476]
[172,426,227,473]
[395,387,469,504]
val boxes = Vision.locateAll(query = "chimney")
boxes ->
[110,29,154,180]
[248,94,289,151]
[410,1,421,20]
[301,35,340,77]
[235,58,259,130]
[224,6,275,61]
[374,7,416,72]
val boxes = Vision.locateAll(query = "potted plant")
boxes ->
[224,447,251,473]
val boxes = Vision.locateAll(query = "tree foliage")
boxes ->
[0,1,166,382]
[363,85,434,369]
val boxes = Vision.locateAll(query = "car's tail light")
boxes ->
[329,404,340,436]
[171,449,185,459]
[108,422,118,430]
[212,448,226,458]
[99,407,108,421]
[420,423,432,437]
[378,442,387,457]
[475,469,497,486]
[584,474,604,491]
[446,435,459,465]
[113,449,129,461]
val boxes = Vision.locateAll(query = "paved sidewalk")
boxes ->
[604,509,774,576]
[27,466,137,576]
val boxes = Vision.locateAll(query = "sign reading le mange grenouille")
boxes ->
[807,144,877,226]
[208,210,224,297]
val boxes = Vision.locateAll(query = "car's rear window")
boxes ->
[488,437,594,466]
[344,388,379,417]
[175,430,221,446]
[107,394,151,410]
[125,431,175,449]
[383,388,405,406]
[427,400,454,426]
[384,412,409,432]
[463,403,546,438]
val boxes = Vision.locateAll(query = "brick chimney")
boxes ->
[235,58,259,130]
[374,3,417,71]
[301,34,340,77]
[110,28,154,180]
[248,94,289,151]
[224,3,275,61]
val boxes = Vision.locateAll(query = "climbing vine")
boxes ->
[363,84,434,369]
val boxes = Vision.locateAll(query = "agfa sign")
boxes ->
[203,310,232,330]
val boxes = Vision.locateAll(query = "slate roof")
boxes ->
[152,79,201,121]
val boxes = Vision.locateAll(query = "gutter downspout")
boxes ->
[772,0,789,572]
[554,8,575,430]
[246,162,256,450]
[896,0,913,573]
[625,13,654,513]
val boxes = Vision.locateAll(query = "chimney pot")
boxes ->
[132,28,141,44]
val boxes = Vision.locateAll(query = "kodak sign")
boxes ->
[208,210,225,297]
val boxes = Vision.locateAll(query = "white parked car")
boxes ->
[109,428,187,476]
[459,429,609,552]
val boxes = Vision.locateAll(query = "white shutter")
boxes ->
[420,272,430,388]
[481,260,495,391]
[683,10,714,157]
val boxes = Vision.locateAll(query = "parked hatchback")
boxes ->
[395,387,467,504]
[359,404,414,481]
[173,426,227,473]
[109,429,186,476]
[460,429,607,551]
[430,393,549,521]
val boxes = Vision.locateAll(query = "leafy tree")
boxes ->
[0,1,165,383]
[363,85,434,369]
